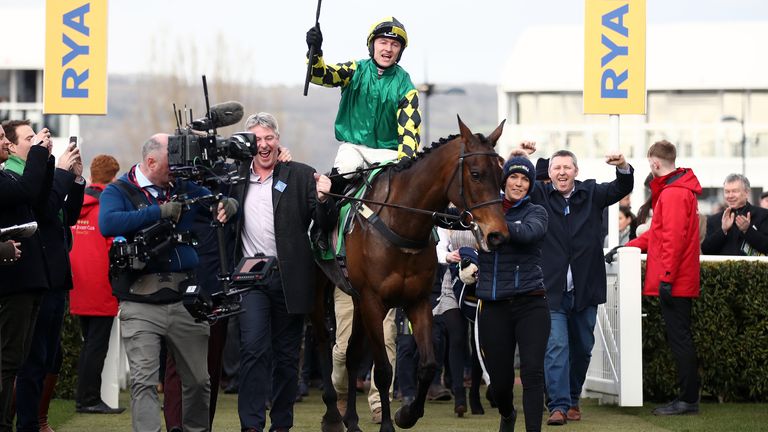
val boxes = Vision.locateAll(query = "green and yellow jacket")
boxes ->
[309,56,421,159]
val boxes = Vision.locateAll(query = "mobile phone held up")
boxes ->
[69,136,78,148]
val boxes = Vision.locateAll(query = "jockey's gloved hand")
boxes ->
[306,25,323,55]
[604,245,624,264]
[393,156,414,172]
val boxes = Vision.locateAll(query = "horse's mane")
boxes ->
[392,133,490,172]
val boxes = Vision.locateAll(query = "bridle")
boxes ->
[446,141,503,217]
[325,138,503,231]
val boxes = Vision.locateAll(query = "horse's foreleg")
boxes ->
[394,300,436,429]
[311,275,344,432]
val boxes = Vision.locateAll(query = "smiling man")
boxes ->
[231,112,336,432]
[306,16,421,185]
[515,142,634,425]
[304,16,418,423]
[701,173,768,256]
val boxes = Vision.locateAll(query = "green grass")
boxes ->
[48,386,768,432]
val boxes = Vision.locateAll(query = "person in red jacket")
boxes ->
[69,154,125,414]
[626,140,702,416]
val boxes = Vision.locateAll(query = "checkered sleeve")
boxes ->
[396,88,421,159]
[308,55,357,88]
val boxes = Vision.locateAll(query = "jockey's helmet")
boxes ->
[367,17,408,63]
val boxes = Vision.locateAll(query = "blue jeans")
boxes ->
[544,290,596,414]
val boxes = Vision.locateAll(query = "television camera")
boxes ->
[108,194,226,273]
[167,75,257,185]
[183,255,278,323]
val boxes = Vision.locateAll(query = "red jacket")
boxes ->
[627,168,702,297]
[69,184,118,316]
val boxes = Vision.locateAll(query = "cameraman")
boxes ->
[99,133,237,432]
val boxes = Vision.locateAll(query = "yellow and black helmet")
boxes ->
[367,17,408,62]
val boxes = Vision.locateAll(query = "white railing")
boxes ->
[584,246,643,406]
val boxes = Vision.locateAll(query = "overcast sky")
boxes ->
[4,0,768,85]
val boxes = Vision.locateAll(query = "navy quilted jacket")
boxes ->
[475,198,548,300]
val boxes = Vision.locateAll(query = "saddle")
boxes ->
[313,165,389,297]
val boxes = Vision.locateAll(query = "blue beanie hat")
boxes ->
[502,156,535,190]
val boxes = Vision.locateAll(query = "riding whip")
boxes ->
[303,0,323,96]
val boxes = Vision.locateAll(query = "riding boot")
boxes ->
[39,373,59,432]
[498,409,516,432]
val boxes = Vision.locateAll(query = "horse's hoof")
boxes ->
[321,418,345,432]
[394,405,418,429]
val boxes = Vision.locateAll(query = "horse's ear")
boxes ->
[487,119,506,147]
[457,115,473,143]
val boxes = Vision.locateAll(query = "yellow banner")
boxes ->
[584,0,646,114]
[44,0,108,115]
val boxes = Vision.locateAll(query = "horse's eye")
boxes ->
[470,171,481,180]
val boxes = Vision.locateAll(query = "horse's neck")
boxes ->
[397,149,454,209]
[377,145,456,235]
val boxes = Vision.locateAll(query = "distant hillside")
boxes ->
[80,75,497,173]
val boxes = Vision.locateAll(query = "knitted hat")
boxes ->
[502,156,535,188]
[535,158,550,181]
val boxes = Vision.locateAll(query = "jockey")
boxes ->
[306,19,415,421]
[306,16,422,193]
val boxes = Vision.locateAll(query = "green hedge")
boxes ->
[57,312,83,399]
[642,260,768,402]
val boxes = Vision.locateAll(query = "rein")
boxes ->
[323,141,502,231]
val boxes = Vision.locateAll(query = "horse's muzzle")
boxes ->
[486,231,507,249]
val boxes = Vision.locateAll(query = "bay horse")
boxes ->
[311,117,510,432]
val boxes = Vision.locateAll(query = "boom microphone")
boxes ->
[191,101,244,131]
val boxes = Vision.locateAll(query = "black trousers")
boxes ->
[433,309,468,405]
[75,315,115,407]
[478,295,550,432]
[395,333,418,399]
[0,293,42,432]
[659,290,700,403]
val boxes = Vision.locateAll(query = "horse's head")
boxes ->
[449,116,510,251]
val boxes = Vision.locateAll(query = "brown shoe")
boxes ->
[371,406,382,424]
[566,406,581,421]
[546,410,567,426]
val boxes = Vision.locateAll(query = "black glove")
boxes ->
[604,245,623,264]
[306,25,323,52]
[393,156,414,172]
[659,282,673,297]
[159,201,183,223]
[218,197,239,221]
